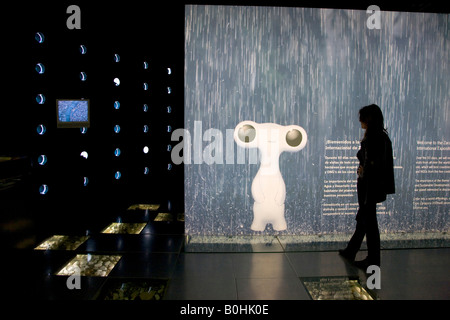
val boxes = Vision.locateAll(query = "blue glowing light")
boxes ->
[143,125,149,133]
[35,63,45,74]
[80,72,87,81]
[83,177,89,186]
[143,83,148,90]
[38,155,47,166]
[143,104,148,112]
[114,125,121,133]
[36,124,46,135]
[80,45,87,54]
[114,54,120,62]
[115,171,122,180]
[114,101,120,110]
[144,167,149,175]
[39,184,48,195]
[35,32,45,44]
[114,148,121,157]
[36,94,46,104]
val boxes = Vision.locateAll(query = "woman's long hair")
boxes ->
[359,104,387,139]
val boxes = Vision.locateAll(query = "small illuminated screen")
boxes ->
[57,99,90,128]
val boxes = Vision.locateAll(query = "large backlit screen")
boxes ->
[183,5,449,235]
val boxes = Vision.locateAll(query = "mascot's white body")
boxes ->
[234,121,307,231]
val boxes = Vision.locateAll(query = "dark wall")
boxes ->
[24,2,184,230]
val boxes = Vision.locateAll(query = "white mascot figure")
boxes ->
[234,121,307,231]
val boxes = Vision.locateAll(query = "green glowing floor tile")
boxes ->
[301,276,375,300]
[96,278,168,300]
[101,222,147,234]
[154,213,173,221]
[127,204,160,211]
[34,235,89,251]
[56,254,121,277]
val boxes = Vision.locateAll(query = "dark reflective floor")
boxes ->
[3,206,449,300]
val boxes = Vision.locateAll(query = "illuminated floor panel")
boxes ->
[101,223,147,234]
[154,213,173,221]
[154,212,185,222]
[96,278,168,300]
[56,254,121,277]
[34,235,89,251]
[301,276,375,300]
[127,204,160,211]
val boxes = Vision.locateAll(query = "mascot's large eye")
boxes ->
[238,124,256,143]
[286,129,302,147]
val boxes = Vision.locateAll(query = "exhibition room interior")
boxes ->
[1,0,449,304]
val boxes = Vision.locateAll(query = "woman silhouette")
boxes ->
[339,104,395,268]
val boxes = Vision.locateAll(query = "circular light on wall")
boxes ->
[167,125,172,133]
[39,184,48,195]
[114,125,121,133]
[79,45,87,54]
[167,87,172,94]
[38,155,47,165]
[83,177,89,187]
[80,127,88,134]
[143,125,148,133]
[80,72,87,81]
[167,106,172,113]
[114,101,120,110]
[36,94,46,104]
[114,171,122,180]
[143,61,148,69]
[35,63,45,74]
[144,167,149,175]
[35,32,45,44]
[114,148,121,157]
[143,104,148,112]
[143,146,149,154]
[167,164,172,171]
[36,124,46,135]
[114,54,120,62]
[114,78,120,86]
[167,145,172,152]
[80,151,88,159]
